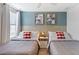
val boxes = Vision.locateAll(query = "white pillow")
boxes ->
[48,32,56,42]
[18,32,23,38]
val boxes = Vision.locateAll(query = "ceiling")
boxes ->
[8,3,79,12]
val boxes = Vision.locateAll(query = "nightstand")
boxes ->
[38,37,48,48]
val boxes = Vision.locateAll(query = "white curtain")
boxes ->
[16,11,21,35]
[10,7,21,36]
[0,4,21,44]
[0,4,3,44]
[1,4,10,44]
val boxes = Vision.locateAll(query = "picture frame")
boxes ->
[35,14,44,25]
[46,13,56,25]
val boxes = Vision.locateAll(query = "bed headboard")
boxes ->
[22,25,66,33]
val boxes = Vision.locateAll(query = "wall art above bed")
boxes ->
[35,13,44,25]
[46,13,56,25]
[35,13,56,25]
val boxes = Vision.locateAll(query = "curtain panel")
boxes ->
[10,7,21,36]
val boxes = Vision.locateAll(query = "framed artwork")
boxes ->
[35,14,44,24]
[46,13,56,24]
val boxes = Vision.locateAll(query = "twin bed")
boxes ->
[48,32,79,55]
[0,31,39,55]
[49,40,79,55]
[0,31,79,55]
[0,40,39,55]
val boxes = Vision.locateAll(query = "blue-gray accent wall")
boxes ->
[20,12,67,26]
[56,12,67,26]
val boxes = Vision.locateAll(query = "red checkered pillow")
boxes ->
[56,32,65,39]
[23,32,31,39]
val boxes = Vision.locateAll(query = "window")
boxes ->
[10,11,18,38]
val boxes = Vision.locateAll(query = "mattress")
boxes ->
[0,40,39,55]
[49,40,79,55]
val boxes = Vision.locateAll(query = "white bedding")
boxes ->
[0,40,39,55]
[48,31,76,55]
[2,31,39,55]
[49,40,79,55]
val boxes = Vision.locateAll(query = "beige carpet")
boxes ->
[38,48,49,55]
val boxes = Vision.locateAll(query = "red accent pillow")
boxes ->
[57,37,65,39]
[56,32,65,39]
[23,32,31,39]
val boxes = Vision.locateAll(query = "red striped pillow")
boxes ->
[23,32,31,39]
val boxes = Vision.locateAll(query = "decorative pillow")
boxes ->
[23,32,31,39]
[56,32,65,39]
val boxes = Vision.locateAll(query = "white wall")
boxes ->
[67,5,79,40]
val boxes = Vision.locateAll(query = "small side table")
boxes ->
[38,37,48,48]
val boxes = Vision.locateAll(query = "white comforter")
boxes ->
[0,40,39,55]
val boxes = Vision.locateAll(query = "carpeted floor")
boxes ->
[38,48,49,55]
